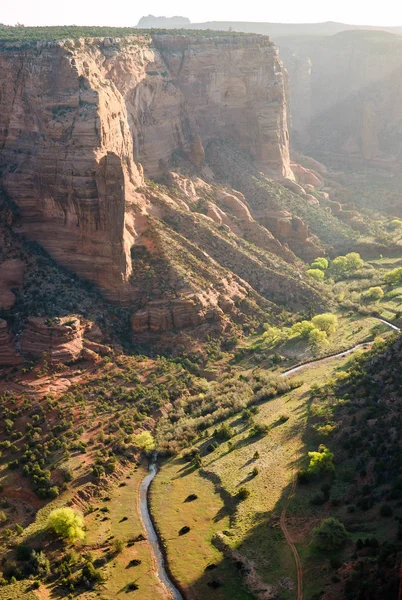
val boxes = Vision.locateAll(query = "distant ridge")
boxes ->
[135,16,402,38]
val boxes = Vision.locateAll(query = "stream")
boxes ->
[139,318,400,598]
[139,460,183,600]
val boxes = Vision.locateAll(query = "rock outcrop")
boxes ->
[0,259,25,310]
[0,33,292,310]
[0,319,22,366]
[20,317,84,363]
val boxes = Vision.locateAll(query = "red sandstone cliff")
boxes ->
[0,33,327,334]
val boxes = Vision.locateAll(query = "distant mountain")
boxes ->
[136,16,402,38]
[136,15,191,29]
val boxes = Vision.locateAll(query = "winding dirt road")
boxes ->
[280,463,303,600]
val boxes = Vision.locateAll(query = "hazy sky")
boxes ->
[2,0,401,27]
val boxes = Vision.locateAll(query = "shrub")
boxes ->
[308,328,328,347]
[312,518,348,551]
[112,538,124,554]
[307,269,325,281]
[214,423,233,441]
[307,445,335,477]
[384,267,402,285]
[312,314,338,335]
[82,561,102,584]
[237,487,250,501]
[361,286,384,303]
[133,431,155,452]
[47,507,85,543]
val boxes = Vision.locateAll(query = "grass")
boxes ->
[84,464,168,599]
[152,359,354,599]
[151,458,255,599]
[239,311,391,372]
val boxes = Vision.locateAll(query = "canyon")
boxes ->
[0,30,341,342]
[2,22,402,600]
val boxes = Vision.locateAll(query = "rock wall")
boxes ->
[279,31,402,165]
[0,319,22,365]
[20,316,84,363]
[0,33,292,309]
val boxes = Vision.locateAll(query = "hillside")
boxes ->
[2,23,402,600]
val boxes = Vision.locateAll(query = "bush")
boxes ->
[133,431,155,452]
[384,267,402,285]
[361,286,384,303]
[312,314,338,335]
[312,518,348,551]
[47,507,85,543]
[308,328,328,348]
[307,445,335,477]
[307,269,325,281]
[82,561,103,584]
[237,487,250,501]
[214,423,233,441]
[112,538,124,554]
[330,252,364,279]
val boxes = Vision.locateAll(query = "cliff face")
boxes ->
[0,33,330,335]
[279,31,402,165]
[0,35,292,303]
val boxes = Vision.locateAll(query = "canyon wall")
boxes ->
[279,31,402,166]
[0,34,292,306]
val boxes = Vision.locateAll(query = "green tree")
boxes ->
[308,328,328,347]
[133,431,155,452]
[312,314,338,335]
[330,255,349,279]
[47,507,85,543]
[311,257,329,270]
[307,445,334,476]
[312,517,348,551]
[307,268,325,281]
[384,267,402,285]
[345,252,364,271]
[330,252,363,279]
[290,320,316,339]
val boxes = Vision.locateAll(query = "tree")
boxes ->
[133,431,155,452]
[311,257,329,270]
[330,255,349,279]
[345,252,364,271]
[361,286,384,303]
[330,253,363,279]
[290,320,316,339]
[307,268,325,281]
[312,314,338,335]
[308,328,328,347]
[384,267,402,285]
[312,518,348,551]
[307,445,334,476]
[47,507,85,543]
